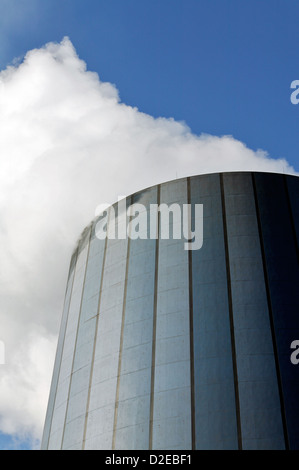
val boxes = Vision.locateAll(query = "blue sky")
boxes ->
[0,431,34,450]
[0,0,299,451]
[1,0,299,170]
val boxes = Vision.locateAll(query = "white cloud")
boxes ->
[0,332,56,449]
[0,37,295,448]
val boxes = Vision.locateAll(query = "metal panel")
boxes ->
[114,187,157,450]
[152,178,192,450]
[41,254,77,449]
[48,230,90,449]
[223,172,285,450]
[190,173,238,450]
[84,203,130,450]
[254,173,299,449]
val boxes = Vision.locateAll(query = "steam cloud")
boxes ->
[0,37,295,448]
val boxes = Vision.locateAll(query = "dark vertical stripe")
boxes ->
[44,249,78,449]
[187,177,196,450]
[82,214,110,449]
[61,227,92,449]
[283,175,299,265]
[149,185,160,450]
[220,173,242,450]
[251,173,289,449]
[112,197,132,449]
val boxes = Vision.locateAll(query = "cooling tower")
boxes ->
[41,172,299,450]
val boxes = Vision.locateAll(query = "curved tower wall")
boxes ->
[41,172,299,450]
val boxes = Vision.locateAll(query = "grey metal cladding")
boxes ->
[41,172,299,450]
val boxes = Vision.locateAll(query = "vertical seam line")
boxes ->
[112,196,132,449]
[187,177,196,450]
[220,173,242,450]
[61,227,92,449]
[44,249,78,449]
[252,173,289,449]
[283,175,299,264]
[149,185,160,450]
[82,210,110,449]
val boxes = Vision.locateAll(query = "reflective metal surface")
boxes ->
[42,172,299,450]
